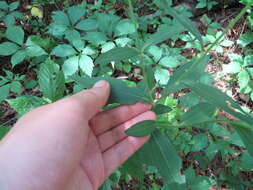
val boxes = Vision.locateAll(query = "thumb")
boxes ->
[70,80,110,119]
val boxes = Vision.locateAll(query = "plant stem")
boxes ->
[175,5,250,86]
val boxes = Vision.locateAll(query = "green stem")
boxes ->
[175,6,250,85]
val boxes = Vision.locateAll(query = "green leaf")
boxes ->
[68,5,85,25]
[101,42,116,53]
[9,1,19,11]
[99,179,112,190]
[115,19,136,37]
[125,120,157,137]
[62,56,79,77]
[181,103,216,126]
[140,130,182,184]
[25,45,47,57]
[73,76,150,104]
[0,84,10,102]
[159,1,203,48]
[64,30,83,51]
[11,50,26,67]
[52,11,70,26]
[0,1,8,10]
[51,44,76,57]
[95,47,139,64]
[7,95,46,116]
[159,56,181,68]
[223,62,241,74]
[243,55,253,66]
[237,33,253,47]
[79,55,94,77]
[143,25,181,49]
[153,104,172,115]
[184,82,253,125]
[0,126,10,140]
[238,70,250,89]
[38,60,65,101]
[192,133,209,151]
[75,19,97,31]
[83,32,108,45]
[10,81,22,93]
[154,67,170,85]
[0,42,19,56]
[6,26,24,45]
[234,127,253,157]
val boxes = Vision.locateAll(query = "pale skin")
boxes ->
[0,81,156,190]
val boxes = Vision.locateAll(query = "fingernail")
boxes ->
[94,80,107,88]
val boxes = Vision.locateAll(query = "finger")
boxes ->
[67,80,110,119]
[98,111,156,152]
[90,102,152,136]
[102,135,150,179]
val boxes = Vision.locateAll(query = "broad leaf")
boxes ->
[125,120,157,137]
[73,76,150,104]
[38,60,65,101]
[11,50,26,67]
[51,44,77,57]
[52,11,70,26]
[75,19,97,31]
[62,56,79,77]
[79,55,94,77]
[9,1,19,11]
[115,19,136,37]
[68,5,85,25]
[99,180,112,190]
[6,26,24,45]
[0,42,19,56]
[95,47,139,64]
[153,104,172,115]
[83,32,108,45]
[0,84,10,102]
[140,130,183,184]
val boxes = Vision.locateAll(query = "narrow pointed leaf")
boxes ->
[159,0,203,48]
[125,120,157,137]
[140,130,182,184]
[72,76,151,104]
[95,47,139,64]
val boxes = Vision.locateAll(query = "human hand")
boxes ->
[0,81,155,190]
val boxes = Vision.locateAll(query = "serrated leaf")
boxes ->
[0,42,19,56]
[38,61,65,101]
[7,95,46,116]
[62,56,79,77]
[140,130,182,184]
[79,55,94,77]
[76,19,97,31]
[159,1,203,48]
[68,5,85,25]
[73,76,150,104]
[153,104,172,115]
[95,47,139,64]
[51,44,76,57]
[6,26,24,45]
[125,120,157,137]
[0,126,10,140]
[115,19,136,37]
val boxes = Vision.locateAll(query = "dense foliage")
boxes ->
[0,0,253,189]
